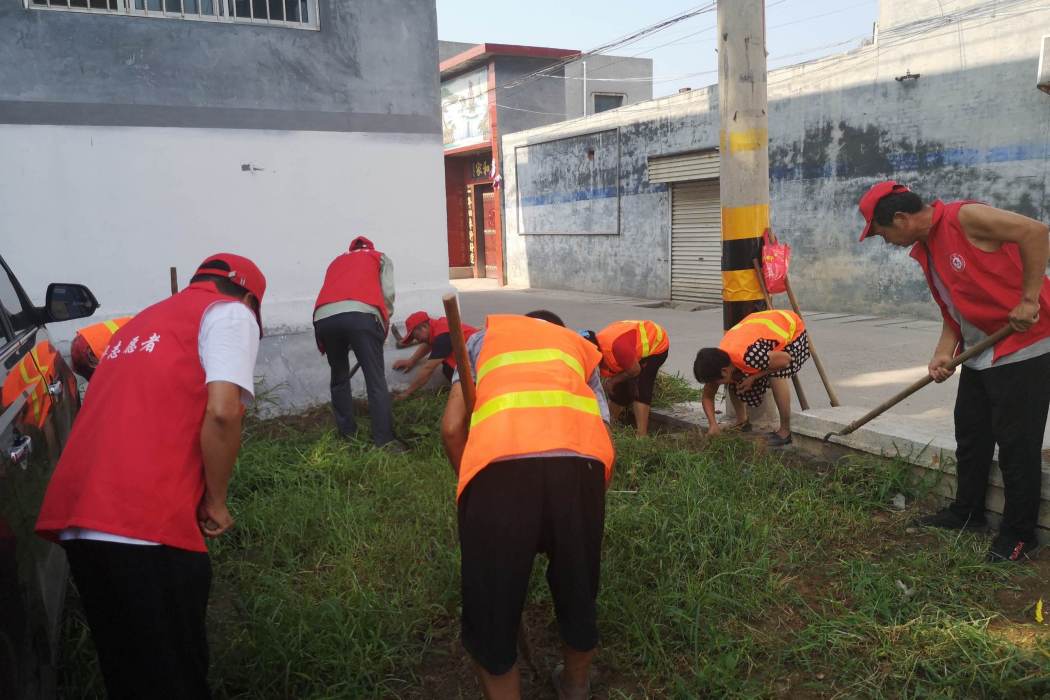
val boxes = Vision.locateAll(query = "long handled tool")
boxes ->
[753,260,809,411]
[822,325,1013,443]
[783,275,839,407]
[442,293,476,412]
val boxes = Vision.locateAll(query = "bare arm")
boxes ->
[929,318,961,383]
[441,382,469,475]
[701,382,721,433]
[397,358,444,400]
[959,203,1049,331]
[198,381,244,537]
[737,351,791,391]
[393,343,431,372]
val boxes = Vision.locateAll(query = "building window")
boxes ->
[26,0,319,29]
[593,93,625,114]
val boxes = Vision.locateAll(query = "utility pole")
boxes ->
[717,0,769,331]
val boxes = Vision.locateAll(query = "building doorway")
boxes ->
[473,183,499,279]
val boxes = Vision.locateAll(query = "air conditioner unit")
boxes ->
[1039,35,1050,95]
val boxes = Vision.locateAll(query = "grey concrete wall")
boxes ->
[563,55,653,119]
[493,57,571,135]
[0,0,440,132]
[501,0,1050,316]
[439,40,476,62]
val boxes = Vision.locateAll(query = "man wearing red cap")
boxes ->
[36,253,266,697]
[859,181,1050,563]
[392,311,478,401]
[314,236,405,450]
[594,320,670,437]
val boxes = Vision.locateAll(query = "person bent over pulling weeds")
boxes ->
[694,310,809,447]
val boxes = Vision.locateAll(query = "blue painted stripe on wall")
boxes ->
[519,186,620,207]
[770,142,1048,181]
[521,143,1047,207]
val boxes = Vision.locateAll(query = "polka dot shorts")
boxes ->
[736,331,810,407]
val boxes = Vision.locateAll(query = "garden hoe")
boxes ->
[822,325,1013,444]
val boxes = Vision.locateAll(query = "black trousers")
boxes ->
[314,311,395,446]
[458,457,606,675]
[608,350,668,407]
[63,540,212,700]
[952,352,1050,541]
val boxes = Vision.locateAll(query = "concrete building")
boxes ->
[0,0,450,411]
[500,0,1050,318]
[439,42,652,282]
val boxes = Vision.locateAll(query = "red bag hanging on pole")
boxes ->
[761,229,791,295]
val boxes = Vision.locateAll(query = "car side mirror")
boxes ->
[42,283,99,323]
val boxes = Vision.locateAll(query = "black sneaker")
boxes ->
[912,508,987,532]
[765,432,792,447]
[986,536,1038,563]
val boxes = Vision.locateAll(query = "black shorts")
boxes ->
[609,350,668,406]
[442,362,454,381]
[457,456,606,675]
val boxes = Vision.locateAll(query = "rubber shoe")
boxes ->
[913,508,986,532]
[986,536,1038,564]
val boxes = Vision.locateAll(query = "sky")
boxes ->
[436,0,881,97]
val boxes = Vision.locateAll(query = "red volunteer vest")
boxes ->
[428,317,478,370]
[910,201,1050,362]
[35,282,235,552]
[314,249,388,324]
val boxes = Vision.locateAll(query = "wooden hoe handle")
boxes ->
[443,293,476,413]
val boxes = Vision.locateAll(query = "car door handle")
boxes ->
[48,380,64,402]
[8,434,32,467]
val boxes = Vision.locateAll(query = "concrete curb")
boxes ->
[649,402,1050,538]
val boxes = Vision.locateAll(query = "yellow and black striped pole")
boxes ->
[717,0,770,330]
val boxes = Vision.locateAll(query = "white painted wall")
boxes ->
[0,125,452,341]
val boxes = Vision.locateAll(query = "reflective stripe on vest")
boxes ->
[629,320,665,358]
[103,319,121,334]
[470,389,601,429]
[734,310,797,341]
[475,348,585,384]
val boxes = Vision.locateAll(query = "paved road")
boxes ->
[454,282,1049,446]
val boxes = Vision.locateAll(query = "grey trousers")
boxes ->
[314,311,395,446]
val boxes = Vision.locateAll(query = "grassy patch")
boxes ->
[60,396,1050,699]
[651,372,701,409]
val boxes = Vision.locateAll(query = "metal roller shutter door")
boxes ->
[671,180,722,304]
[648,150,720,183]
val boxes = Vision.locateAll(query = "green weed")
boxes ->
[58,395,1050,699]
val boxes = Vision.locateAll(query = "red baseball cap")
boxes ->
[404,311,430,338]
[858,180,911,241]
[195,253,267,335]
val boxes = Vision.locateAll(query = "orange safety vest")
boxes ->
[76,317,133,359]
[596,320,670,377]
[1,342,58,428]
[457,315,615,499]
[719,310,805,374]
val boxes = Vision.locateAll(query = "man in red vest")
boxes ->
[859,181,1050,563]
[36,253,266,698]
[313,236,405,451]
[392,310,478,400]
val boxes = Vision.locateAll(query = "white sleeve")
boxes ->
[198,301,260,405]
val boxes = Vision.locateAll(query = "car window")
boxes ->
[0,260,34,339]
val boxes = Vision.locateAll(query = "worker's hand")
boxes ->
[393,391,408,402]
[1008,299,1040,333]
[928,353,956,383]
[706,423,722,437]
[736,375,758,394]
[392,359,413,372]
[197,496,233,538]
